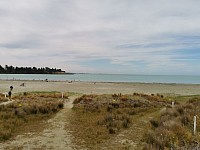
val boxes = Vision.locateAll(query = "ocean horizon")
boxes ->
[0,73,200,84]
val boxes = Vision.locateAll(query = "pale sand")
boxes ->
[0,80,200,95]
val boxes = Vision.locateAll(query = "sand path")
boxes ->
[0,100,15,106]
[0,96,79,150]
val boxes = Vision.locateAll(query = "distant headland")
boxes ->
[0,65,73,74]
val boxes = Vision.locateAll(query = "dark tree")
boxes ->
[0,65,66,74]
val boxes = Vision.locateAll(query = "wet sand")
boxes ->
[0,80,200,95]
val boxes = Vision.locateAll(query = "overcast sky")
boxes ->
[0,0,200,75]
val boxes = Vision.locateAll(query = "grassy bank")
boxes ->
[144,96,200,149]
[0,92,67,141]
[67,93,170,149]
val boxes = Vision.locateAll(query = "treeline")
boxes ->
[0,65,66,74]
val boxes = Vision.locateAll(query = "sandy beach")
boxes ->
[0,80,200,95]
[1,80,200,149]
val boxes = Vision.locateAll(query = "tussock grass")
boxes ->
[0,92,65,141]
[69,93,168,149]
[13,91,69,100]
[144,97,200,149]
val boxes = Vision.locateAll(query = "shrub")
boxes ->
[122,120,129,128]
[127,109,136,115]
[0,130,12,141]
[120,97,129,101]
[0,93,65,141]
[58,102,64,109]
[38,105,49,114]
[144,97,200,149]
[104,115,113,122]
[121,114,131,123]
[15,109,27,118]
[150,119,159,128]
[107,105,113,112]
[108,128,116,134]
[180,114,192,126]
[176,106,184,114]
[30,106,38,114]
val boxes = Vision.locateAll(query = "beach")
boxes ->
[0,80,200,95]
[1,80,200,149]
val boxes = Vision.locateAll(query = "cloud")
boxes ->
[0,0,200,74]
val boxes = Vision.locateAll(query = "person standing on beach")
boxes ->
[8,86,13,100]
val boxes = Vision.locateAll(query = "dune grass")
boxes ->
[143,96,200,149]
[67,93,200,149]
[0,92,66,142]
[67,93,169,149]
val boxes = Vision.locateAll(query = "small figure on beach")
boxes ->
[8,85,13,100]
[10,86,13,91]
[20,83,25,86]
[8,91,12,99]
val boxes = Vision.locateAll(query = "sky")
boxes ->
[0,0,200,75]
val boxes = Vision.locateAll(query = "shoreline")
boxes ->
[0,80,200,96]
[1,74,200,85]
[1,79,200,85]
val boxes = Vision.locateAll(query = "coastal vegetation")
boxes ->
[1,91,200,149]
[68,93,170,149]
[0,92,65,141]
[144,97,200,149]
[68,94,200,149]
[0,65,66,74]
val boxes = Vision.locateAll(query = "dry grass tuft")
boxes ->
[68,93,168,149]
[144,97,200,149]
[0,92,65,141]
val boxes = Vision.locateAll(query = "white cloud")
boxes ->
[0,0,200,74]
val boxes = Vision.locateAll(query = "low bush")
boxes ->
[0,93,64,141]
[70,93,168,149]
[150,119,159,128]
[144,97,200,149]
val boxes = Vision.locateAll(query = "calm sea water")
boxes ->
[0,74,200,84]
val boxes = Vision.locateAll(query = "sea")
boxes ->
[0,74,200,84]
